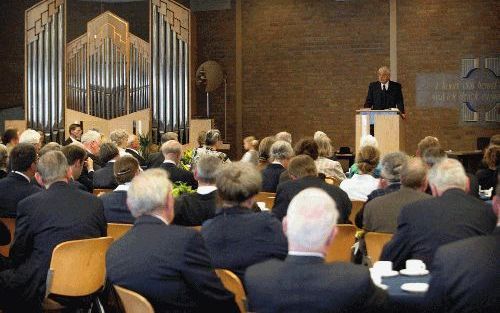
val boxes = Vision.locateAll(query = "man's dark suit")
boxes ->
[201,206,288,281]
[0,181,106,312]
[159,162,198,189]
[78,152,102,192]
[146,151,164,168]
[100,190,135,224]
[125,148,146,166]
[380,188,496,270]
[173,191,218,226]
[0,172,42,217]
[93,161,118,189]
[245,255,388,313]
[106,215,239,313]
[364,80,405,113]
[272,176,352,223]
[0,220,10,246]
[426,228,500,313]
[262,163,286,193]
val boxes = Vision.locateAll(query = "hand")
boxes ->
[86,157,94,171]
[400,113,406,120]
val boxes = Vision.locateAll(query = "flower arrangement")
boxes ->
[138,132,152,158]
[180,148,193,171]
[172,182,195,198]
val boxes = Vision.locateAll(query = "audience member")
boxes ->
[62,144,89,192]
[340,145,380,201]
[201,162,288,281]
[160,140,197,189]
[146,131,178,168]
[279,137,320,184]
[38,142,61,156]
[262,140,293,192]
[380,158,496,270]
[273,155,351,223]
[106,169,239,313]
[348,135,381,178]
[425,184,500,313]
[126,134,146,166]
[0,143,41,217]
[476,145,498,197]
[490,134,500,146]
[0,144,7,179]
[93,142,119,189]
[314,134,346,181]
[241,136,259,165]
[245,188,388,313]
[110,129,131,157]
[363,157,432,233]
[416,135,440,157]
[196,130,205,147]
[19,129,42,153]
[63,123,82,146]
[1,128,19,155]
[0,151,106,312]
[257,136,276,171]
[191,129,230,167]
[100,156,140,223]
[173,155,221,226]
[81,130,103,168]
[275,131,292,144]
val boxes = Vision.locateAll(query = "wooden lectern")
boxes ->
[355,109,404,156]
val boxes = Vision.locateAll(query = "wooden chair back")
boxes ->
[364,232,393,264]
[215,269,247,313]
[254,192,276,210]
[189,225,202,231]
[324,176,341,186]
[46,236,113,297]
[93,188,113,197]
[0,217,15,257]
[349,200,365,227]
[325,224,357,262]
[114,285,155,313]
[107,223,133,241]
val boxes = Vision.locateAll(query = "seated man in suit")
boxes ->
[173,155,221,226]
[201,162,288,281]
[100,156,140,223]
[160,140,197,190]
[62,144,89,192]
[146,131,178,168]
[426,184,500,313]
[279,137,320,184]
[106,169,239,313]
[0,151,106,312]
[364,65,405,118]
[125,134,146,166]
[245,188,388,313]
[0,143,41,217]
[63,123,82,146]
[380,158,497,270]
[363,157,432,233]
[79,130,103,191]
[19,129,42,153]
[262,140,293,192]
[2,128,19,156]
[93,142,120,189]
[273,155,352,223]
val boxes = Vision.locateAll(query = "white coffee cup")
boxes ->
[405,259,426,272]
[256,202,266,210]
[373,261,393,274]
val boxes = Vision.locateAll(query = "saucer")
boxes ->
[401,283,429,293]
[374,283,388,290]
[399,269,429,276]
[370,268,399,277]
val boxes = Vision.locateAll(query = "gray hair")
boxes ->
[286,188,339,251]
[380,152,409,182]
[275,131,292,144]
[205,129,221,146]
[313,131,327,141]
[161,140,182,157]
[315,135,333,158]
[110,129,129,148]
[81,130,101,145]
[127,169,173,217]
[19,129,41,145]
[428,158,467,193]
[39,142,62,157]
[195,155,222,184]
[360,135,379,148]
[161,132,178,143]
[378,66,390,75]
[270,140,294,161]
[37,151,69,186]
[216,162,262,203]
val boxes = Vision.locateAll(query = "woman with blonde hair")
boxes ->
[241,136,259,165]
[314,134,346,181]
[340,145,380,201]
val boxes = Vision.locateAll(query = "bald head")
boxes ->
[161,140,182,164]
[401,158,428,191]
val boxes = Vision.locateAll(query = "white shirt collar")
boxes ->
[114,182,131,192]
[163,159,177,165]
[13,171,31,182]
[197,185,217,195]
[288,251,325,258]
[272,161,283,165]
[150,213,169,225]
[381,81,389,90]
